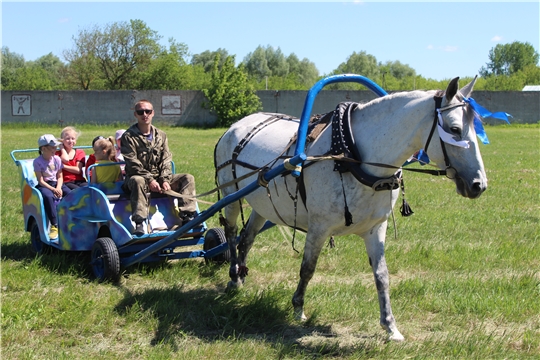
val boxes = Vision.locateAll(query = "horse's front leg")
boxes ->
[292,226,329,321]
[363,221,404,342]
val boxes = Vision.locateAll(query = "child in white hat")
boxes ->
[33,134,72,239]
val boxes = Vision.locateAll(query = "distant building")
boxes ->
[522,85,540,91]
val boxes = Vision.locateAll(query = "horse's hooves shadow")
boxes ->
[114,284,383,356]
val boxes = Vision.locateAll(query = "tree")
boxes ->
[333,51,379,78]
[243,45,290,81]
[1,46,26,89]
[31,53,67,89]
[8,66,53,90]
[480,41,539,77]
[286,53,319,88]
[64,19,162,90]
[379,60,416,79]
[203,54,262,127]
[137,38,196,90]
[243,45,272,81]
[191,48,229,72]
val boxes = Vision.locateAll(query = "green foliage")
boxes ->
[243,45,319,89]
[327,51,380,90]
[63,19,164,90]
[1,46,26,89]
[3,30,540,92]
[480,41,539,77]
[191,48,230,72]
[136,39,206,90]
[203,54,262,127]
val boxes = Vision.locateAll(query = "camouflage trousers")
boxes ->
[123,173,196,224]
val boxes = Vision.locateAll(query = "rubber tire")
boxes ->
[91,237,121,283]
[30,221,50,255]
[203,228,230,265]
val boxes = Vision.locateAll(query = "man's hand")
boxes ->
[162,182,171,192]
[149,180,162,193]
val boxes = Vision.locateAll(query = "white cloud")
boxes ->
[443,46,458,52]
[427,44,435,50]
[491,35,503,42]
[58,18,70,24]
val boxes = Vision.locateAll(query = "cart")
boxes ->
[11,74,387,282]
[11,151,231,282]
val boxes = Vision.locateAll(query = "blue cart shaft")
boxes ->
[292,74,387,177]
[121,153,307,268]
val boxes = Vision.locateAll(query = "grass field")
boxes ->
[1,123,539,359]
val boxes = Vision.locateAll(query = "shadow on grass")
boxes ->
[1,241,175,282]
[114,280,382,357]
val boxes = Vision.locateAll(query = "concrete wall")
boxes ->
[2,89,538,126]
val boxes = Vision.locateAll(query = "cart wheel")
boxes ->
[91,237,121,283]
[30,221,50,255]
[203,228,230,265]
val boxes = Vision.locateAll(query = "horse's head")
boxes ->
[429,77,487,199]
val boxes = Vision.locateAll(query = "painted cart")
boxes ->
[11,151,230,282]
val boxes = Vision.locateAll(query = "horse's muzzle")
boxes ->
[455,175,487,199]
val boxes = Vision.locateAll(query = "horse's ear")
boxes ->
[445,77,460,101]
[459,75,478,98]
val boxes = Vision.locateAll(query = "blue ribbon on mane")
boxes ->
[408,98,512,166]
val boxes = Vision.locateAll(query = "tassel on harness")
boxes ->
[399,178,414,217]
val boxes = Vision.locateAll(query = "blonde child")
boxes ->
[34,134,72,239]
[91,137,122,183]
[56,126,88,189]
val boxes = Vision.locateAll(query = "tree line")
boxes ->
[1,19,539,126]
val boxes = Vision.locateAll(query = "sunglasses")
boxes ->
[135,109,153,115]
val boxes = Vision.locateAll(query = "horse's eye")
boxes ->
[450,127,462,136]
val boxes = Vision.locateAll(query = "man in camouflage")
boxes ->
[121,99,197,236]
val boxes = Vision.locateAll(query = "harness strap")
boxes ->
[331,102,401,191]
[424,91,444,154]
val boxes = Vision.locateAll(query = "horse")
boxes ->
[213,76,486,341]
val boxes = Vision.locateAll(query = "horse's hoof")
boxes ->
[294,307,307,321]
[226,280,243,293]
[388,331,405,342]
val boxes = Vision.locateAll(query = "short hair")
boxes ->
[134,99,153,110]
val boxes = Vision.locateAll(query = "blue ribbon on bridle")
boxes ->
[408,97,512,166]
[464,97,512,145]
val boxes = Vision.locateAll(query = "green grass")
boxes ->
[1,124,539,359]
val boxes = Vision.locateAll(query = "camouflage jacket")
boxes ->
[121,124,173,185]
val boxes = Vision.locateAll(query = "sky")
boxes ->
[2,1,539,81]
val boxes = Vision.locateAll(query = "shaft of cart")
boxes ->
[121,153,306,268]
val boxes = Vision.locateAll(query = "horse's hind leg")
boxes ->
[291,225,329,321]
[236,210,267,283]
[363,221,404,342]
[220,201,242,289]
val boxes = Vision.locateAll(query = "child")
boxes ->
[85,135,104,179]
[34,134,72,239]
[56,126,88,189]
[91,137,122,183]
[115,129,126,174]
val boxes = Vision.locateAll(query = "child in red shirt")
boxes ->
[56,126,88,189]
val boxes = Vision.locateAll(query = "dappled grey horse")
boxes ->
[214,77,486,341]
